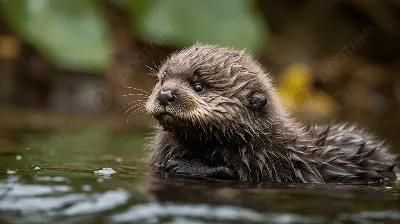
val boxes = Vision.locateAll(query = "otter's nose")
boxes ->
[157,89,176,106]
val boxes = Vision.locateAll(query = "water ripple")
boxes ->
[0,194,85,213]
[63,189,129,215]
[0,183,71,197]
[110,203,325,224]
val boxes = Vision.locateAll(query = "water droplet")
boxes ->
[82,184,93,191]
[7,170,16,175]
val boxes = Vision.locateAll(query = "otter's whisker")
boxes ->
[126,107,147,122]
[145,65,158,74]
[123,86,151,95]
[123,100,147,110]
[127,109,145,119]
[124,98,147,103]
[124,102,146,114]
[124,103,145,113]
[122,93,150,98]
[124,101,146,108]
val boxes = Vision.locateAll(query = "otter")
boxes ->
[145,44,398,184]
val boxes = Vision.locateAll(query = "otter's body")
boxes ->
[145,44,397,184]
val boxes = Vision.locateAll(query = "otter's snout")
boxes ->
[157,89,176,106]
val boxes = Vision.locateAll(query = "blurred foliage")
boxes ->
[135,0,268,51]
[1,0,268,71]
[277,63,339,121]
[1,0,111,71]
[113,0,154,27]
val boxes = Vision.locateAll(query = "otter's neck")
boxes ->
[254,92,308,147]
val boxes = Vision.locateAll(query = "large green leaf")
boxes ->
[137,0,268,54]
[1,0,111,72]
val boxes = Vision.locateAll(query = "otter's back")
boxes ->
[308,123,397,183]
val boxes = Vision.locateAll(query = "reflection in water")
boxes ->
[0,180,71,197]
[111,203,268,223]
[62,190,129,215]
[339,210,400,223]
[35,176,66,182]
[1,193,85,213]
[0,170,400,224]
[0,139,400,223]
[0,175,129,213]
[112,172,400,224]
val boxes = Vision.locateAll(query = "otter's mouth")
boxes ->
[154,112,174,120]
[154,111,192,131]
[154,112,178,126]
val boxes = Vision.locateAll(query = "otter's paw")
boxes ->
[164,159,236,179]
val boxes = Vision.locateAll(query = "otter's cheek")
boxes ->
[145,93,158,114]
[172,98,199,117]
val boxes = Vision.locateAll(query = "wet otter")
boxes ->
[145,44,398,184]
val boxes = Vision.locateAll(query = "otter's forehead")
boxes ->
[160,44,242,79]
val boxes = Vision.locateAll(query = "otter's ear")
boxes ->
[248,91,267,110]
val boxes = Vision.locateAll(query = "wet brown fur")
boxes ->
[145,44,398,184]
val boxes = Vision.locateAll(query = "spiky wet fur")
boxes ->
[146,44,398,184]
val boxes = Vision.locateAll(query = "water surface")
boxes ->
[1,127,399,224]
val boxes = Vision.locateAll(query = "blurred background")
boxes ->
[1,0,400,151]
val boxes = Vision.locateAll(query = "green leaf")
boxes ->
[2,0,111,72]
[112,0,152,26]
[138,0,269,54]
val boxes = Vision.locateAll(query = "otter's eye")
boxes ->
[193,83,204,92]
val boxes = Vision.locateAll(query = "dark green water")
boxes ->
[1,126,400,224]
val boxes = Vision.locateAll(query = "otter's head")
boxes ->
[146,44,287,141]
